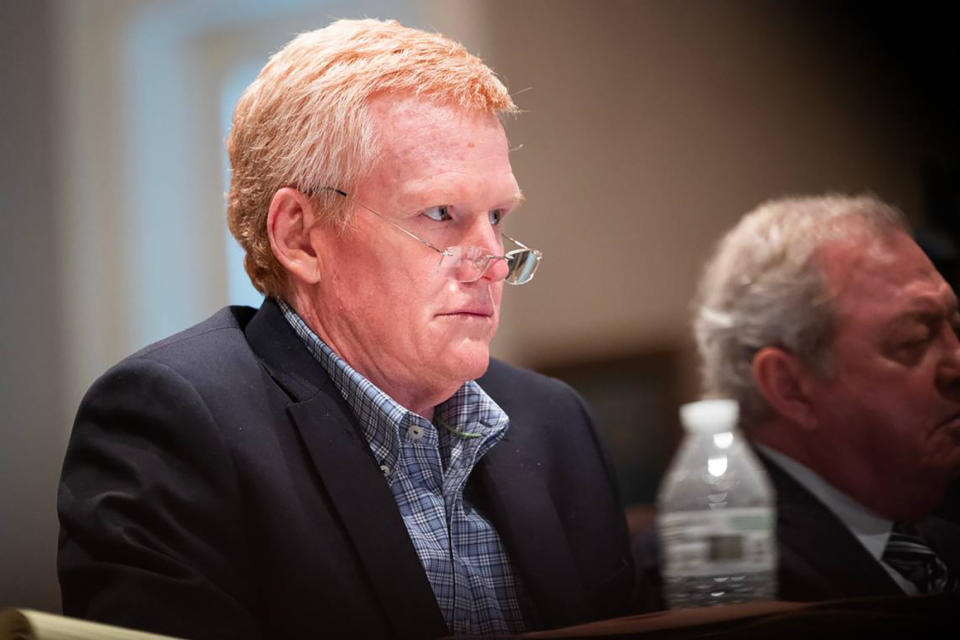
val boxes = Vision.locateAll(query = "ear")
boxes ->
[267,187,323,286]
[751,346,818,430]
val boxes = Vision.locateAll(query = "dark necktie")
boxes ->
[882,522,954,594]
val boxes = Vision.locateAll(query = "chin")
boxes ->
[444,342,491,382]
[889,471,952,521]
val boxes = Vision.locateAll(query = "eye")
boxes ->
[422,205,452,222]
[905,326,933,346]
[488,209,505,226]
[893,328,933,361]
[901,337,931,351]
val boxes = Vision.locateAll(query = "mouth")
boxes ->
[938,411,960,432]
[436,304,496,321]
[437,310,494,319]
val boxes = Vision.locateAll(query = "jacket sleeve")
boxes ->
[58,356,261,639]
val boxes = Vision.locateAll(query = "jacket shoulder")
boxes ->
[479,357,575,400]
[84,306,262,408]
[130,306,257,361]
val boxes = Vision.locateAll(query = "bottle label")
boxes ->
[658,507,776,577]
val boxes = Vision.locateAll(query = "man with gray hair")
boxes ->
[57,19,633,638]
[693,193,960,600]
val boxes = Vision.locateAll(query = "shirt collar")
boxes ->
[756,444,893,559]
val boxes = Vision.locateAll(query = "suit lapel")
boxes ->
[759,452,903,598]
[474,433,591,627]
[245,299,446,637]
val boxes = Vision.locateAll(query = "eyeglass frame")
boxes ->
[319,187,542,285]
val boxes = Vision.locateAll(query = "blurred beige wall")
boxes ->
[0,0,930,614]
[471,1,921,376]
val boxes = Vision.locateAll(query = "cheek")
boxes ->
[839,374,939,460]
[342,244,430,302]
[833,351,935,412]
[868,368,941,424]
[490,281,504,310]
[814,374,904,443]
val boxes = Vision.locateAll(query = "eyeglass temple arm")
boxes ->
[501,233,543,263]
[320,187,450,256]
[320,187,538,261]
[501,232,531,251]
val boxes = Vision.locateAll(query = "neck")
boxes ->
[749,419,817,467]
[284,290,452,419]
[751,418,941,521]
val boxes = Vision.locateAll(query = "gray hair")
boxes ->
[693,194,909,426]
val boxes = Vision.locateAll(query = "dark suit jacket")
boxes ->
[57,299,634,639]
[761,452,960,601]
[937,478,960,525]
[633,450,960,608]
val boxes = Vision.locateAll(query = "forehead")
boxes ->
[818,231,956,323]
[361,94,516,204]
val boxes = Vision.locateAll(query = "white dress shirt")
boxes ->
[756,445,915,595]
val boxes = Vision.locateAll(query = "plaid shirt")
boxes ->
[279,300,531,635]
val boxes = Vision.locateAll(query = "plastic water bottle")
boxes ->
[656,399,777,608]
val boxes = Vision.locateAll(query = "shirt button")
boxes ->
[379,463,390,476]
[408,425,424,441]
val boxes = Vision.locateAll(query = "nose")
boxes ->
[466,216,508,283]
[481,254,509,282]
[936,327,960,398]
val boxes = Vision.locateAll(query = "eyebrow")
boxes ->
[890,298,959,326]
[499,191,526,213]
[396,189,526,213]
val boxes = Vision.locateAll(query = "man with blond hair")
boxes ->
[689,194,960,600]
[58,19,634,638]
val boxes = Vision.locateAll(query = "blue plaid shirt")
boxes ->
[279,300,531,635]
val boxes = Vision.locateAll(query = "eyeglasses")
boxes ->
[324,187,542,285]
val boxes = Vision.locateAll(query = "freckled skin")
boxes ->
[298,95,520,418]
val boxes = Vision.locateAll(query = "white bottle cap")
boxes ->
[680,398,739,434]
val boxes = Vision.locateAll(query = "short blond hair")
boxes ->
[227,18,518,295]
[693,194,909,426]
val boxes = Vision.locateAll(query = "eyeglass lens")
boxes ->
[505,249,540,285]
